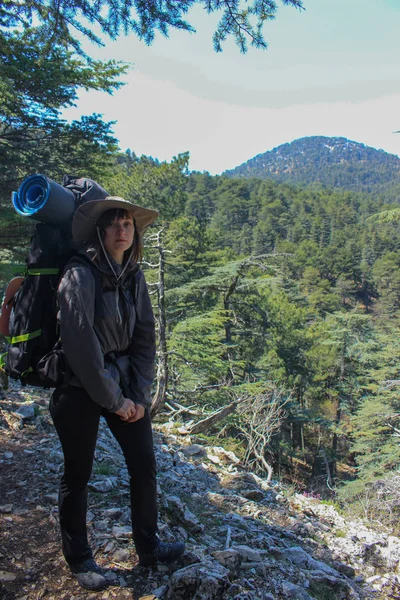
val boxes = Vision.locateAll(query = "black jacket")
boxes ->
[57,247,156,412]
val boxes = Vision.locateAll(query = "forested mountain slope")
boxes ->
[2,153,400,533]
[223,137,400,195]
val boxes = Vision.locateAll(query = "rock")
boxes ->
[87,510,95,522]
[333,561,356,578]
[361,543,387,569]
[232,545,262,562]
[183,508,204,533]
[241,488,265,501]
[181,445,206,457]
[212,549,242,571]
[167,495,204,533]
[152,585,167,598]
[103,507,123,519]
[224,512,249,529]
[119,510,131,524]
[112,525,132,538]
[103,570,119,585]
[89,478,115,493]
[94,520,108,531]
[103,541,116,553]
[283,546,339,576]
[308,570,346,589]
[166,560,230,600]
[4,451,13,459]
[44,493,58,505]
[0,570,17,581]
[112,549,130,562]
[14,404,36,420]
[207,446,240,465]
[366,575,382,584]
[281,581,314,599]
[13,506,29,516]
[0,504,13,513]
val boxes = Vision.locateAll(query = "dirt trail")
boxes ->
[0,386,170,600]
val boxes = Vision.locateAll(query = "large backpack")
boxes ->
[0,176,108,388]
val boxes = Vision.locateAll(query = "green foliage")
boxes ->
[107,153,189,222]
[0,0,303,53]
[169,308,233,386]
[3,131,400,514]
[0,26,125,200]
[372,252,400,317]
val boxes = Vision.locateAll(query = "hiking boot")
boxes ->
[69,558,108,590]
[139,541,186,567]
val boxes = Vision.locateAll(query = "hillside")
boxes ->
[1,383,399,599]
[223,137,400,194]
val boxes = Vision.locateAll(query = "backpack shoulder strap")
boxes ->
[64,255,105,319]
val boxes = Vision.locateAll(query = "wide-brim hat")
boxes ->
[72,196,159,246]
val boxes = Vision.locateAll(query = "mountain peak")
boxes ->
[223,136,400,193]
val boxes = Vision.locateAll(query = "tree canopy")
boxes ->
[1,0,304,53]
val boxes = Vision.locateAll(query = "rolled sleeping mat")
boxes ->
[12,174,76,225]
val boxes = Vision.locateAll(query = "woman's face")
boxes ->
[103,215,135,264]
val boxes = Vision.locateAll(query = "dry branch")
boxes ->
[237,390,289,482]
[188,400,242,434]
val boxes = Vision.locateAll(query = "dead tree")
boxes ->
[237,390,289,483]
[188,397,246,434]
[145,227,170,417]
[176,388,288,482]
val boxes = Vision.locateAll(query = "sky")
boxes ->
[63,0,400,175]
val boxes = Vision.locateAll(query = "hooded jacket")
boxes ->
[57,246,156,413]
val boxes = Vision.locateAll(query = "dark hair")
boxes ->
[95,208,143,264]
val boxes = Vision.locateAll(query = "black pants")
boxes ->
[50,385,158,565]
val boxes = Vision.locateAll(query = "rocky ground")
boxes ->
[1,383,400,600]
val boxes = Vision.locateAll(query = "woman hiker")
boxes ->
[49,196,185,590]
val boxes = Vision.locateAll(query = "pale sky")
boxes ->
[63,0,400,174]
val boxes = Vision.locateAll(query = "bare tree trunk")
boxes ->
[151,228,169,417]
[300,423,305,454]
[188,400,240,434]
[238,390,289,482]
[319,447,334,491]
[331,353,345,477]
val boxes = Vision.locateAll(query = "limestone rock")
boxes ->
[166,495,204,533]
[166,560,230,600]
[181,444,206,457]
[14,404,36,420]
[44,493,58,505]
[281,580,313,599]
[94,519,108,531]
[112,549,130,562]
[89,478,116,493]
[152,585,167,598]
[206,446,240,465]
[0,571,17,582]
[212,549,242,571]
[333,561,356,578]
[103,507,123,519]
[112,525,132,538]
[232,545,262,562]
[284,546,339,576]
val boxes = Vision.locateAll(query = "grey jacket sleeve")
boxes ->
[58,265,125,413]
[128,271,156,408]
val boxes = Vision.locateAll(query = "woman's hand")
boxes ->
[125,403,145,423]
[115,398,136,421]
